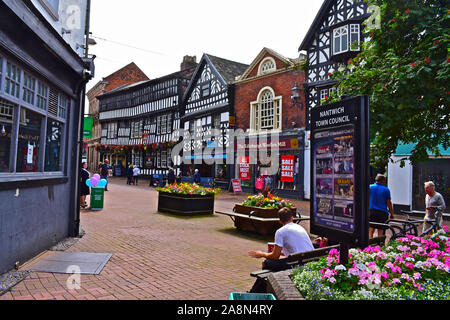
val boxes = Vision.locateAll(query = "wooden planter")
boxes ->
[157,192,215,215]
[233,204,282,236]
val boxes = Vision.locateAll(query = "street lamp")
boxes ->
[291,82,304,109]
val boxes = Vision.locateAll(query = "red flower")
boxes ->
[411,62,416,67]
[405,8,409,14]
[424,57,431,64]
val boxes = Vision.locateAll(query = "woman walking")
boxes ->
[80,162,90,209]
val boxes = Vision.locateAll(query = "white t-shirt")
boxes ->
[274,222,314,257]
[133,167,140,176]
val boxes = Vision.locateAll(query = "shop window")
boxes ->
[16,109,43,173]
[58,94,68,119]
[275,152,299,191]
[36,81,49,110]
[45,120,63,172]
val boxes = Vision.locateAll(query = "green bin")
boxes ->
[90,187,104,210]
[228,292,276,300]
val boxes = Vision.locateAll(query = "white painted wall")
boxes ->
[304,130,311,199]
[387,156,413,207]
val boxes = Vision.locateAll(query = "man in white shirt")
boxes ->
[248,208,314,272]
[133,166,140,186]
[423,181,446,234]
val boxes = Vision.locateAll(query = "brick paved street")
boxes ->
[1,178,311,300]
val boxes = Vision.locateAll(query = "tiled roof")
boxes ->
[206,54,249,84]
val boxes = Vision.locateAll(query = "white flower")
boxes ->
[335,264,347,271]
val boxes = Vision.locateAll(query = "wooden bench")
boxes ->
[215,210,310,236]
[250,236,386,282]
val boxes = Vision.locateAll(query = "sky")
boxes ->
[86,0,324,92]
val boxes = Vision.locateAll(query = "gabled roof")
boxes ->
[298,0,334,51]
[182,53,248,102]
[238,47,300,81]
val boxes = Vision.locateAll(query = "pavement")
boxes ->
[0,177,312,300]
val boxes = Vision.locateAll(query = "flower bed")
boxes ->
[292,227,450,300]
[156,183,220,196]
[156,183,220,215]
[241,193,295,210]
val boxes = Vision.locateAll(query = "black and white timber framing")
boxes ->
[180,54,248,187]
[97,68,195,177]
[299,0,370,123]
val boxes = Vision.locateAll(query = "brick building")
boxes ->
[233,48,307,198]
[86,62,149,172]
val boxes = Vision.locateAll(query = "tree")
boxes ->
[328,0,449,169]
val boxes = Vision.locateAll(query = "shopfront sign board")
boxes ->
[280,155,295,182]
[310,95,369,249]
[231,179,242,193]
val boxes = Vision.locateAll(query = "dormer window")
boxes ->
[258,57,276,75]
[332,24,360,56]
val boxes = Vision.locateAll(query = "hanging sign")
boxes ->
[239,156,250,180]
[280,155,295,182]
[310,95,369,249]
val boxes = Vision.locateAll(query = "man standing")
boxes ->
[369,174,394,238]
[100,159,110,191]
[193,169,201,184]
[423,181,446,234]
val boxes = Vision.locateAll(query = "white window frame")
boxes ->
[333,25,349,55]
[250,87,282,133]
[258,57,276,75]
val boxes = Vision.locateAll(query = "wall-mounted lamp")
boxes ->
[291,82,303,109]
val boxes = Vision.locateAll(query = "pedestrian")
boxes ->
[126,164,133,185]
[369,174,394,238]
[247,207,314,292]
[133,165,140,185]
[423,181,446,234]
[167,168,176,185]
[193,169,201,184]
[80,162,90,209]
[100,159,110,191]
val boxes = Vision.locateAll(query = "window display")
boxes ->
[45,120,63,172]
[0,103,13,173]
[16,109,43,173]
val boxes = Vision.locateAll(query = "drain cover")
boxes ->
[23,252,112,275]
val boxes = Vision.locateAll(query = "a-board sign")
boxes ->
[239,156,250,180]
[231,179,242,193]
[310,95,369,248]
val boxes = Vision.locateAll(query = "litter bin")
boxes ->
[228,292,276,300]
[90,187,104,210]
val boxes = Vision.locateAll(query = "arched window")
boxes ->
[250,87,282,133]
[258,57,276,75]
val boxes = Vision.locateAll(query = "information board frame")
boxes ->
[310,95,370,248]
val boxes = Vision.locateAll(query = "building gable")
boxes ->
[239,48,295,81]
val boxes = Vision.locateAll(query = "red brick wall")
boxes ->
[104,62,149,92]
[247,53,288,78]
[234,69,306,131]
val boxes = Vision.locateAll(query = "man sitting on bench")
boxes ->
[248,207,314,272]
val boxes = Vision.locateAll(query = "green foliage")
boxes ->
[327,0,449,169]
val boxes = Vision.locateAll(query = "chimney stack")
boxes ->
[180,55,197,71]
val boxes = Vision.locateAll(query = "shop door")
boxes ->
[412,159,449,213]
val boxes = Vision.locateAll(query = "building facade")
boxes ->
[298,0,369,199]
[0,0,94,273]
[97,56,197,183]
[180,54,248,189]
[85,62,149,172]
[233,48,307,198]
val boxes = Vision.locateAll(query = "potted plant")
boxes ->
[156,183,221,215]
[233,188,296,235]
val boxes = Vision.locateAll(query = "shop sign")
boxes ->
[236,138,299,151]
[239,156,250,180]
[280,155,295,182]
[231,179,242,193]
[310,95,370,252]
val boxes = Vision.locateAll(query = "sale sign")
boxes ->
[280,155,295,182]
[239,156,250,180]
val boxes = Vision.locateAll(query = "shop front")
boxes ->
[235,129,305,199]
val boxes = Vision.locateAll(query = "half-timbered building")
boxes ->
[97,56,196,182]
[233,48,307,199]
[180,53,248,189]
[298,0,370,199]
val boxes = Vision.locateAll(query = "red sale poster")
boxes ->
[239,156,250,180]
[280,155,295,182]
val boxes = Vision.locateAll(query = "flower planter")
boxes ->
[157,192,215,215]
[232,204,282,236]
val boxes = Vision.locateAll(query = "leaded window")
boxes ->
[333,26,348,55]
[5,62,21,98]
[23,73,36,105]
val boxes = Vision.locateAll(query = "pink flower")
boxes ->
[380,272,389,279]
[392,278,401,284]
[405,262,415,269]
[413,273,421,280]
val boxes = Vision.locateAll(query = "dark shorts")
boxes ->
[262,258,288,272]
[369,209,389,224]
